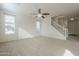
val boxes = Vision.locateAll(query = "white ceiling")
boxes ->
[16,3,79,17]
[0,3,18,14]
[1,3,79,17]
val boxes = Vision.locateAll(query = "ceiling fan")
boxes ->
[35,8,50,19]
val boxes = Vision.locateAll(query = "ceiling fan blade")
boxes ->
[38,8,41,13]
[41,16,45,18]
[42,13,50,15]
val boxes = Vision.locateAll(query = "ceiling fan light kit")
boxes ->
[34,8,50,19]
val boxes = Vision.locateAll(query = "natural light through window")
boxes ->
[36,20,40,32]
[63,49,74,56]
[5,14,15,34]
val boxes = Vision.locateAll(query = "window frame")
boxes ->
[4,13,16,35]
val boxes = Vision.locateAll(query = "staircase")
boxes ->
[51,16,68,37]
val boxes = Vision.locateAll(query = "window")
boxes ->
[36,19,41,33]
[5,14,15,34]
[36,20,40,32]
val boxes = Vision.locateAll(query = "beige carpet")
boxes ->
[0,36,79,56]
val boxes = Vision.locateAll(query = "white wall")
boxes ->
[40,17,66,40]
[0,10,38,42]
[0,10,66,42]
[16,13,66,40]
[16,13,38,39]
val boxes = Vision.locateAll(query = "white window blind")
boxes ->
[4,14,15,34]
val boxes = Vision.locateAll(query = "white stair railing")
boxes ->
[51,16,68,37]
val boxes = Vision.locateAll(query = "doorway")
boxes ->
[67,17,79,41]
